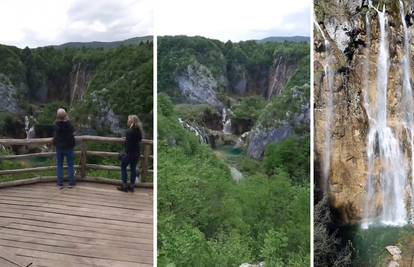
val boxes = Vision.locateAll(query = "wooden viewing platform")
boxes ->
[0,136,154,266]
[0,182,153,267]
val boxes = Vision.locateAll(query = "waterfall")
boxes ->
[399,0,414,222]
[363,9,375,228]
[314,18,334,195]
[222,108,232,134]
[362,6,407,229]
[24,115,35,139]
[71,63,81,105]
[24,116,30,139]
[178,118,209,144]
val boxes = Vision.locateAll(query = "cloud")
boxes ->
[157,0,310,41]
[0,0,153,48]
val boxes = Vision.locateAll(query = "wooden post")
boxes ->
[140,143,150,182]
[80,140,87,179]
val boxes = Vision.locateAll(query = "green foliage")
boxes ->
[175,104,216,124]
[157,36,309,102]
[258,84,310,131]
[36,101,67,125]
[264,136,310,184]
[261,230,288,266]
[284,55,310,90]
[158,94,309,266]
[0,42,153,135]
[0,45,26,86]
[158,93,175,117]
[232,96,266,121]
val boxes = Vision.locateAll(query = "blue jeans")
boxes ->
[121,157,138,185]
[56,149,75,186]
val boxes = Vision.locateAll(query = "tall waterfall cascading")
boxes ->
[399,0,414,223]
[362,9,375,228]
[314,18,334,195]
[222,108,232,134]
[362,6,408,229]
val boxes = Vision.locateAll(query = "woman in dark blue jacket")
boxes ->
[53,108,75,188]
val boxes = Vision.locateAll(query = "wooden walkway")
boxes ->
[0,182,153,267]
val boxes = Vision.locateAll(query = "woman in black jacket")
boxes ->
[118,115,143,192]
[53,108,76,188]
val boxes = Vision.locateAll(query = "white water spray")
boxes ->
[363,6,408,228]
[178,118,209,144]
[222,108,232,134]
[399,0,414,223]
[315,18,334,194]
[362,8,375,229]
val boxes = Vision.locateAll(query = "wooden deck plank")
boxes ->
[0,208,152,229]
[0,228,152,251]
[0,246,33,267]
[0,200,153,219]
[0,258,20,267]
[0,187,153,204]
[0,182,153,266]
[0,193,153,212]
[0,203,153,224]
[0,217,152,239]
[1,246,152,267]
[0,211,152,232]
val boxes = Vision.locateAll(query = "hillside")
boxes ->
[0,39,153,139]
[158,35,309,159]
[256,36,310,43]
[157,35,310,266]
[53,36,153,49]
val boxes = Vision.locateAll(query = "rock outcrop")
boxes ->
[0,74,21,114]
[69,62,93,104]
[248,84,310,160]
[266,56,298,99]
[176,63,224,110]
[248,126,293,160]
[314,0,414,223]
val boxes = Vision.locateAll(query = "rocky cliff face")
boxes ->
[0,74,21,114]
[69,62,93,104]
[266,56,298,99]
[176,63,224,110]
[249,84,310,159]
[314,0,414,224]
[177,57,298,107]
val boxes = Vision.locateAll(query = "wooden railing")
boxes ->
[0,135,153,187]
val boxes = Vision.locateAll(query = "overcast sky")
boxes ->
[0,0,153,48]
[157,0,310,41]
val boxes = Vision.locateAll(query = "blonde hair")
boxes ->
[56,108,68,121]
[128,115,144,136]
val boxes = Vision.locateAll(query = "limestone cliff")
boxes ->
[0,74,21,114]
[314,0,414,223]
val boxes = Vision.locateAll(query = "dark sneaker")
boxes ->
[129,184,135,193]
[117,184,128,192]
[68,184,75,189]
[57,184,64,190]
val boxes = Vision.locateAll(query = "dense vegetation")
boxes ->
[158,35,309,101]
[0,40,153,137]
[158,95,310,266]
[157,34,310,265]
[0,39,153,183]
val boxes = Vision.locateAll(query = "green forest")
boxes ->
[0,40,153,182]
[158,36,310,266]
[0,40,153,137]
